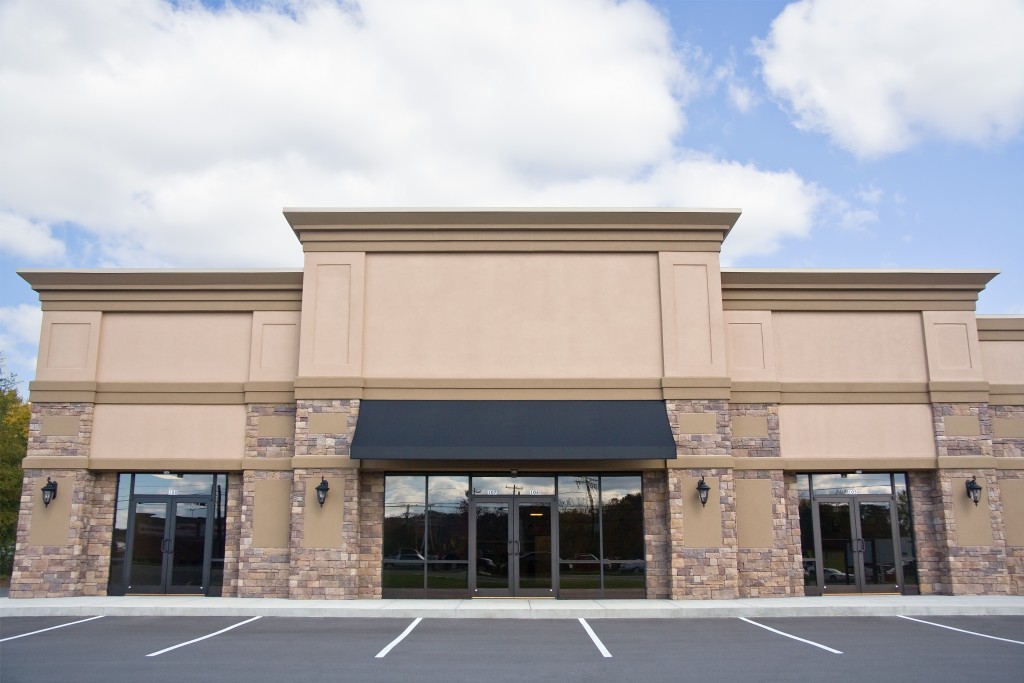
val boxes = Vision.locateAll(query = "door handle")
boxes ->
[162,538,173,554]
[514,540,520,557]
[854,538,865,553]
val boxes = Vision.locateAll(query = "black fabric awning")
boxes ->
[350,400,676,460]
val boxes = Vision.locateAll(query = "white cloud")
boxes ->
[857,186,883,205]
[0,211,66,261]
[712,62,758,113]
[0,304,42,396]
[0,0,833,273]
[756,0,1024,157]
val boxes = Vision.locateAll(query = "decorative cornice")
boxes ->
[721,269,998,311]
[18,269,303,312]
[285,208,740,253]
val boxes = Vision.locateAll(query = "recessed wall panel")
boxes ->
[313,264,351,368]
[774,312,927,382]
[92,404,245,460]
[363,253,662,378]
[97,313,251,383]
[36,311,101,382]
[778,404,936,459]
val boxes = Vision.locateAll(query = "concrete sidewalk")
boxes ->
[3,594,1024,619]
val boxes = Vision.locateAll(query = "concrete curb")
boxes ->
[3,596,1024,619]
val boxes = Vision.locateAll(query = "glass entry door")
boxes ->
[814,497,901,594]
[470,497,556,597]
[125,496,214,595]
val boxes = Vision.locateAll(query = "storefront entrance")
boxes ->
[812,496,902,593]
[799,473,918,596]
[109,473,228,596]
[124,495,214,594]
[470,496,557,597]
[381,473,645,598]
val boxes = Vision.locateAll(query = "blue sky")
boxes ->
[2,0,1023,397]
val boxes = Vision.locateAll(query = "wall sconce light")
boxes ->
[965,476,983,506]
[696,476,711,508]
[315,476,330,508]
[41,477,58,507]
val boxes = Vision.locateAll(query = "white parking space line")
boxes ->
[739,618,843,654]
[146,616,262,657]
[898,615,1024,645]
[375,617,423,658]
[578,618,612,658]
[0,615,104,642]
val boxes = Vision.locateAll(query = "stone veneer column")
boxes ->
[10,403,112,597]
[357,471,384,598]
[782,473,806,595]
[907,470,952,594]
[220,473,243,597]
[665,400,738,599]
[992,405,1024,595]
[729,403,800,597]
[288,399,362,599]
[642,470,670,598]
[931,403,1011,595]
[236,404,295,598]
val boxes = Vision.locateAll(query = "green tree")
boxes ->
[1,354,30,577]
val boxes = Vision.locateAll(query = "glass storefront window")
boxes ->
[382,473,645,598]
[809,472,893,496]
[558,476,601,590]
[797,474,816,586]
[383,475,426,590]
[472,475,555,496]
[798,472,918,594]
[427,476,469,590]
[600,476,644,593]
[107,473,227,596]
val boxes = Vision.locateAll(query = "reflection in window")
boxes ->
[797,474,816,586]
[557,475,644,595]
[798,472,918,592]
[107,473,227,596]
[558,476,601,590]
[427,476,469,589]
[600,476,644,593]
[383,476,426,590]
[382,473,644,597]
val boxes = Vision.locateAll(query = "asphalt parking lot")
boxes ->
[2,614,1022,682]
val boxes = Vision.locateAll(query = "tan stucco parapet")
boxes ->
[18,269,304,311]
[721,268,998,311]
[284,207,742,252]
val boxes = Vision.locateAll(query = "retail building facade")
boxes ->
[11,209,1024,600]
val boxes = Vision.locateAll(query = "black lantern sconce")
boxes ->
[965,476,983,507]
[314,476,330,508]
[41,477,58,508]
[696,476,711,508]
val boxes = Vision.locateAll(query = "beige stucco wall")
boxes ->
[773,312,928,382]
[91,404,246,460]
[362,253,664,378]
[97,313,253,383]
[778,404,936,459]
[981,341,1024,384]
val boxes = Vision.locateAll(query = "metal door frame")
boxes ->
[123,494,215,595]
[811,494,904,594]
[468,495,558,597]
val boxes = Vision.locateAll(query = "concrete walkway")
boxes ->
[3,594,1024,619]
